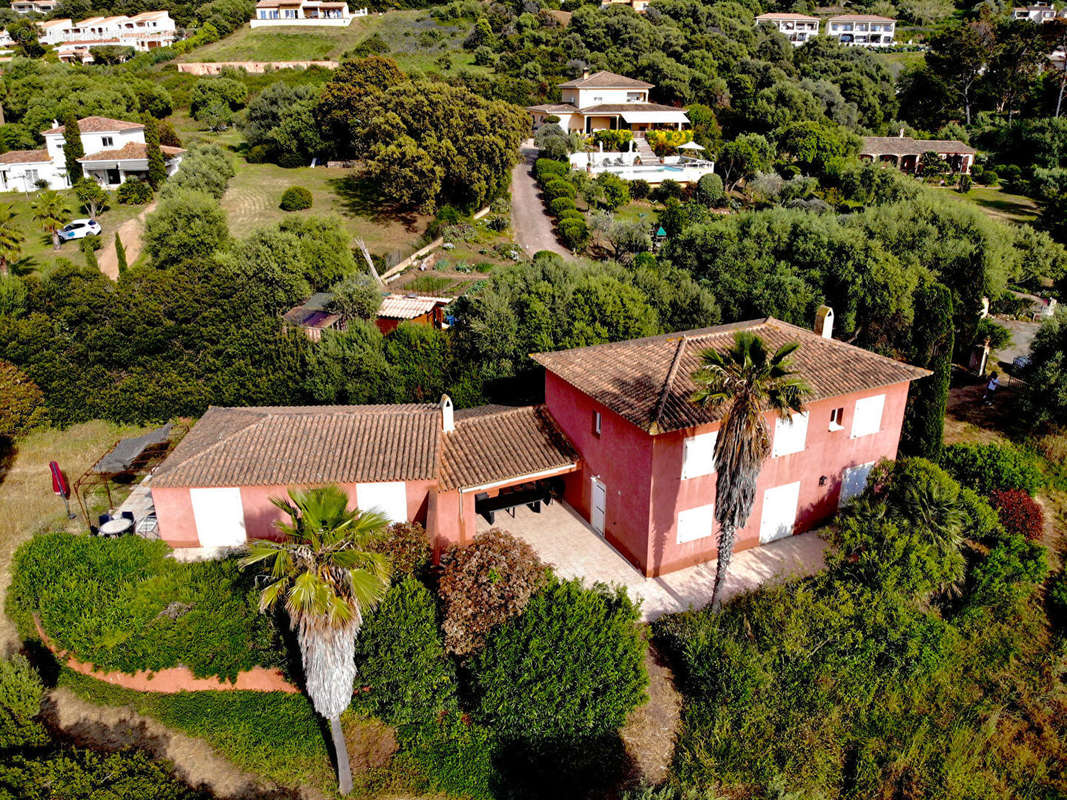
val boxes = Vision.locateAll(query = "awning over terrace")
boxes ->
[94,423,173,473]
[620,110,689,125]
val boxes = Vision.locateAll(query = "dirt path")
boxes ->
[510,140,572,260]
[97,201,156,280]
[620,645,682,785]
[43,687,324,800]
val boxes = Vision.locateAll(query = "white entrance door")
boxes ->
[590,476,607,535]
[839,461,876,507]
[189,487,246,548]
[759,481,801,544]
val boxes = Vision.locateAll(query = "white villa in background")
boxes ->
[755,12,820,45]
[10,0,57,13]
[250,0,363,27]
[528,71,690,134]
[1012,5,1057,21]
[0,116,184,193]
[600,0,650,12]
[825,14,896,47]
[1,12,179,62]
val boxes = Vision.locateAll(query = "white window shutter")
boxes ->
[681,431,718,479]
[851,395,886,438]
[772,412,809,457]
[759,481,801,544]
[190,487,246,548]
[355,482,408,523]
[677,503,715,544]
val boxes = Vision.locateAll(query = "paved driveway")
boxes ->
[510,140,573,260]
[478,501,827,620]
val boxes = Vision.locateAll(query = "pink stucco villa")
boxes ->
[151,315,928,577]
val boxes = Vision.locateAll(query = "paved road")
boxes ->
[997,317,1040,370]
[510,140,572,260]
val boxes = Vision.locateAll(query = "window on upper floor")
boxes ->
[829,407,845,431]
[101,136,113,147]
[851,394,885,438]
[772,411,808,457]
[593,411,602,437]
[682,431,718,479]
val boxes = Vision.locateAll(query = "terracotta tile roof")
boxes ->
[756,12,819,20]
[79,142,184,161]
[579,102,685,114]
[153,405,443,487]
[41,116,144,135]
[440,405,579,490]
[0,149,51,164]
[558,70,653,89]
[860,136,976,157]
[828,13,896,21]
[378,293,452,320]
[528,103,579,114]
[531,318,930,434]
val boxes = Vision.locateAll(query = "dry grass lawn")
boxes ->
[0,421,147,650]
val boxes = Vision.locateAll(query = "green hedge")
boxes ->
[280,186,313,211]
[940,443,1044,496]
[8,533,283,681]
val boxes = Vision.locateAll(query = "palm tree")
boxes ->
[31,190,69,251]
[240,485,392,795]
[690,331,812,608]
[0,202,24,276]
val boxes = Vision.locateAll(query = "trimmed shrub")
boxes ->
[534,158,569,183]
[116,178,153,205]
[941,443,1044,496]
[557,216,590,250]
[549,196,577,216]
[469,578,647,746]
[989,489,1044,541]
[0,654,48,748]
[438,529,548,655]
[8,532,283,680]
[629,179,650,199]
[695,172,724,206]
[279,186,312,211]
[353,577,457,726]
[543,178,576,201]
[368,521,431,581]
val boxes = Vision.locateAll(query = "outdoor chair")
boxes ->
[121,511,134,522]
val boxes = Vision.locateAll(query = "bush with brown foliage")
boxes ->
[990,489,1044,541]
[368,521,431,581]
[438,529,548,655]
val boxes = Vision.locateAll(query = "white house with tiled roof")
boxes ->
[0,116,183,193]
[250,0,359,27]
[755,12,820,45]
[528,70,689,133]
[825,14,896,46]
[10,0,57,14]
[30,11,176,62]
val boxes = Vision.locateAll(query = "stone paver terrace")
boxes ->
[476,501,828,620]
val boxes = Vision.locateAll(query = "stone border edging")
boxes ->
[33,615,300,694]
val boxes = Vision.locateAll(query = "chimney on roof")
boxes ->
[52,119,59,129]
[440,394,454,433]
[899,127,906,138]
[815,305,834,339]
[582,68,589,79]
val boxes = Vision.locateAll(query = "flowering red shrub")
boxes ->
[989,489,1044,541]
[438,529,548,655]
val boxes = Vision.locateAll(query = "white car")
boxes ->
[59,218,102,241]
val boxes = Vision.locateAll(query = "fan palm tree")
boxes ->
[31,190,69,251]
[690,331,812,608]
[0,202,24,276]
[240,485,392,795]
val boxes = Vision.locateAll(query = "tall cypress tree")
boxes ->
[61,113,83,185]
[143,115,166,189]
[115,232,127,275]
[900,282,954,461]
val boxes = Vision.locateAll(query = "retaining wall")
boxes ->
[176,61,339,75]
[33,615,300,694]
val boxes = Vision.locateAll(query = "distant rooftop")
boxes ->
[558,70,653,90]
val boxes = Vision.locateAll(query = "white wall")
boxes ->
[573,87,648,108]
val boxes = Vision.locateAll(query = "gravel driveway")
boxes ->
[510,140,573,260]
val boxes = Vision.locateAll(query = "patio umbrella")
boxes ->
[678,141,705,151]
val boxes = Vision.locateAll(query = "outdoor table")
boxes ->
[99,517,133,537]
